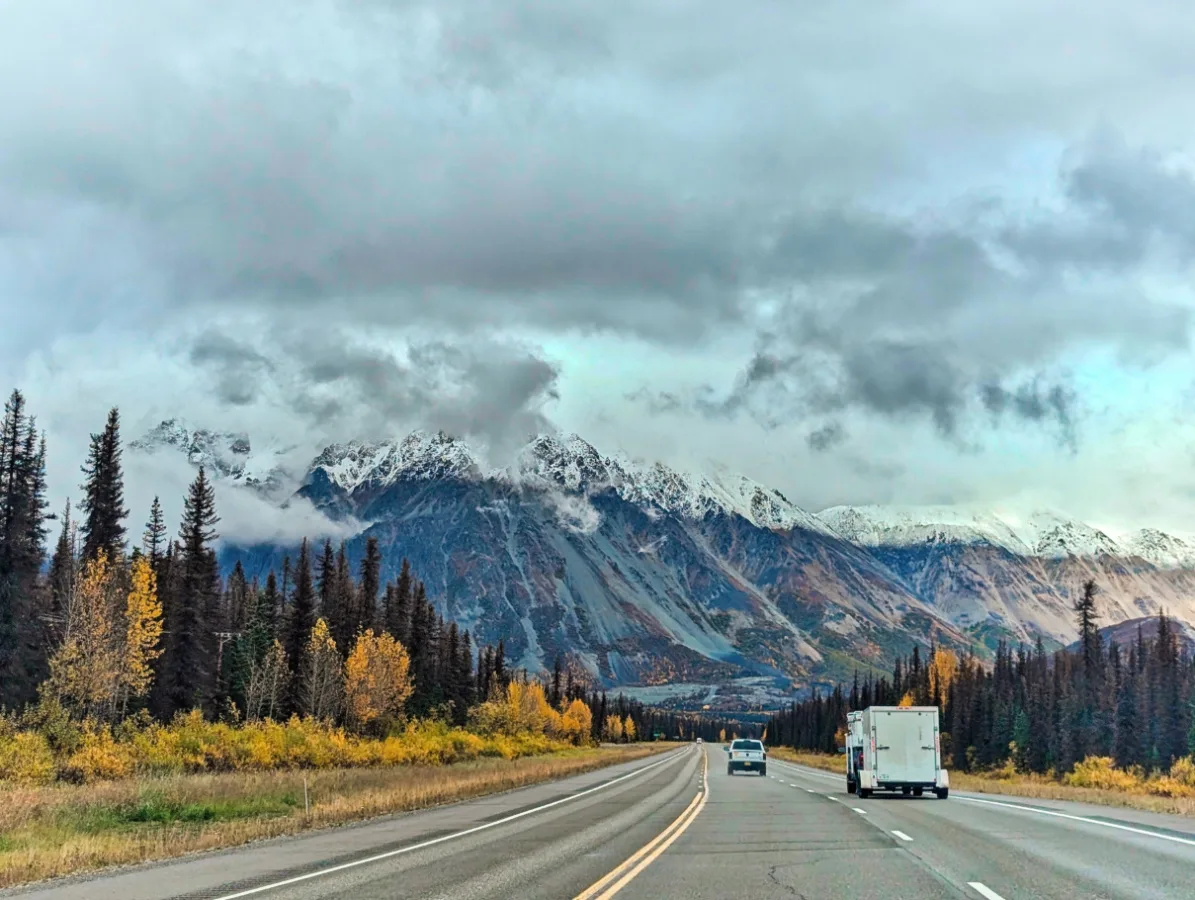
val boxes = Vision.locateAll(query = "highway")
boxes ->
[8,744,1195,899]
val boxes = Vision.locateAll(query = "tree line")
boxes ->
[0,389,741,741]
[767,580,1195,775]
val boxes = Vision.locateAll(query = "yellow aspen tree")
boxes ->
[302,618,343,721]
[928,648,958,707]
[344,629,413,732]
[561,698,593,745]
[898,691,916,707]
[120,554,163,714]
[45,550,122,719]
[623,716,637,742]
[604,714,624,742]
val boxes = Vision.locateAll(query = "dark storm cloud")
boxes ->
[189,328,560,459]
[806,421,846,452]
[3,0,1195,453]
[188,331,275,406]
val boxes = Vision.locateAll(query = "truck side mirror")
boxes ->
[837,746,846,754]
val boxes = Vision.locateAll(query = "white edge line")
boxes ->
[968,882,1007,900]
[210,748,690,900]
[852,807,867,815]
[957,795,1195,848]
[891,830,913,842]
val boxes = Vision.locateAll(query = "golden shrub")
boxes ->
[61,726,135,783]
[1064,756,1143,792]
[0,731,56,785]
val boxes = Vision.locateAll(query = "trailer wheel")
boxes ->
[858,788,871,798]
[727,766,733,776]
[913,787,923,797]
[934,787,949,799]
[902,787,911,796]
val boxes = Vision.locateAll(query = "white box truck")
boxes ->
[845,710,864,794]
[855,706,949,799]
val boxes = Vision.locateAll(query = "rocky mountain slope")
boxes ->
[816,505,1195,648]
[129,422,1195,700]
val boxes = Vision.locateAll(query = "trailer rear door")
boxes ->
[875,710,936,783]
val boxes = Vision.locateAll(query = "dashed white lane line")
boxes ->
[805,788,815,793]
[852,807,867,815]
[891,830,913,842]
[968,883,1006,900]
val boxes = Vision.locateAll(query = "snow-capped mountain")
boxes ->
[129,421,1195,695]
[813,504,1195,647]
[301,430,839,537]
[816,505,1127,559]
[129,419,297,499]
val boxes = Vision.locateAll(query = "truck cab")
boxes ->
[845,710,864,794]
[854,706,949,799]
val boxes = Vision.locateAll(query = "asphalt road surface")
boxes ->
[9,744,1195,899]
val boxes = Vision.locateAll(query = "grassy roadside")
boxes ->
[0,743,674,888]
[766,747,1195,818]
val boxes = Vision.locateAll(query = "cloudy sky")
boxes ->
[5,0,1195,539]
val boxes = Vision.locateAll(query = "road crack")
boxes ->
[766,864,808,898]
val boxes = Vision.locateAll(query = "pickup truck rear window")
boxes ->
[731,740,764,751]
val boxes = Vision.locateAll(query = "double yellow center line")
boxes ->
[573,748,709,899]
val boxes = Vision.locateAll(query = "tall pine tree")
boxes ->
[79,407,128,561]
[164,466,220,715]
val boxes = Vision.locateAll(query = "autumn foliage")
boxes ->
[344,629,414,731]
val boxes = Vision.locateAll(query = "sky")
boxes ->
[5,0,1195,540]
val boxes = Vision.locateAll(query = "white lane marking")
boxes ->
[892,830,913,842]
[852,807,867,815]
[958,795,1195,849]
[805,788,815,793]
[769,760,839,782]
[968,883,1006,900]
[208,749,690,900]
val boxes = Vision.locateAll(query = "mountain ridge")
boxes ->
[129,420,1195,704]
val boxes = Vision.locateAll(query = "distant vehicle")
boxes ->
[727,738,766,775]
[853,706,949,799]
[696,737,703,743]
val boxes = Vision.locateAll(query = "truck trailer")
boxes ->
[853,706,949,799]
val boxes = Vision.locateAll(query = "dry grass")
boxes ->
[0,744,671,888]
[766,747,1195,817]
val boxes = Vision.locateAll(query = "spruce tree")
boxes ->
[358,536,382,633]
[0,391,49,708]
[385,559,413,645]
[79,407,128,561]
[283,538,316,714]
[226,561,251,632]
[46,499,75,636]
[334,541,356,643]
[166,466,220,715]
[143,496,167,567]
[316,540,339,643]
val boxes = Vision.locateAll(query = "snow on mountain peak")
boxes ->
[1121,528,1195,568]
[817,505,1034,554]
[309,430,482,493]
[129,419,294,496]
[815,504,1150,560]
